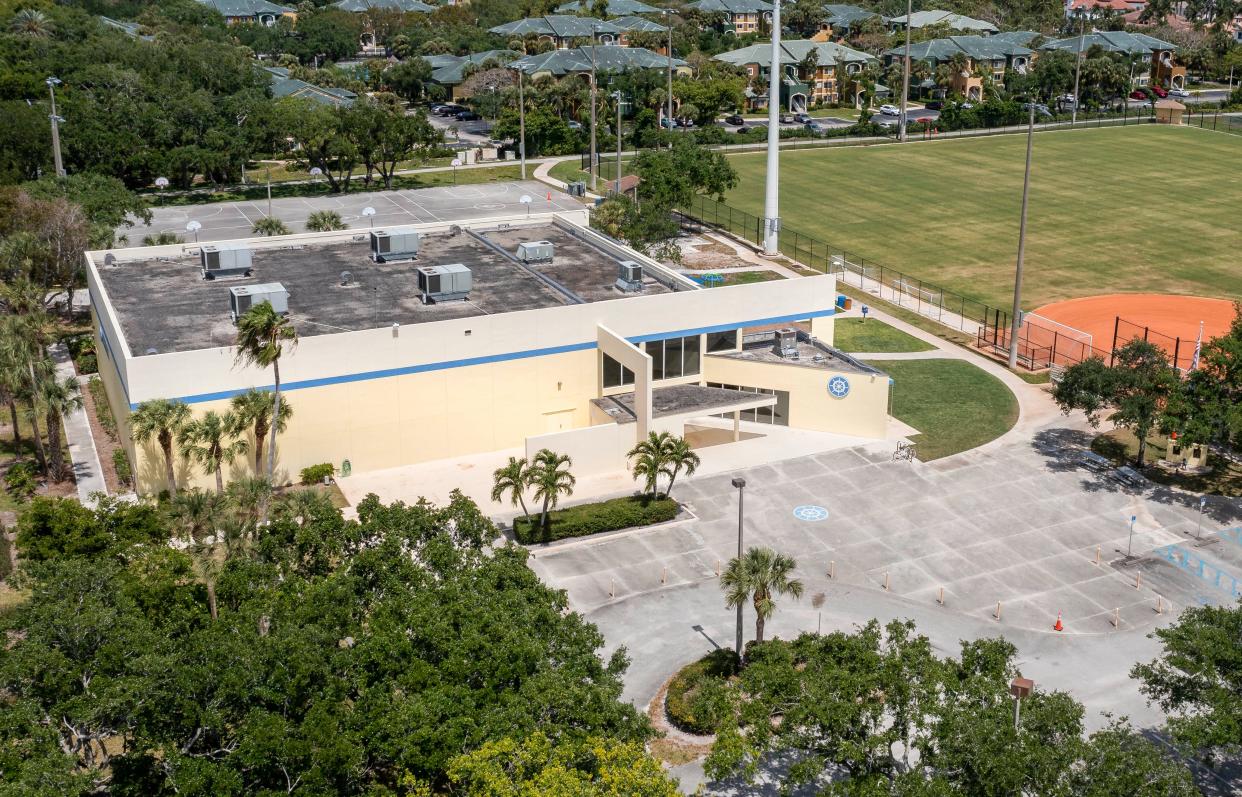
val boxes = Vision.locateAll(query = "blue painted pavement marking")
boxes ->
[793,505,830,522]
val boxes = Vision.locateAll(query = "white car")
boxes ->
[879,104,900,116]
[1169,87,1190,98]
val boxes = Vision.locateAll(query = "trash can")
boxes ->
[836,294,847,308]
[843,297,853,310]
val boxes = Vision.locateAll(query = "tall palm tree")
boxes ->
[166,488,221,543]
[0,321,28,450]
[529,448,575,530]
[130,398,191,495]
[234,303,297,481]
[721,547,804,647]
[178,411,249,495]
[38,375,82,482]
[663,435,700,499]
[1,313,53,473]
[627,431,673,498]
[230,388,293,475]
[491,456,533,523]
[10,9,54,38]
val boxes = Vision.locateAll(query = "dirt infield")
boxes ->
[1032,294,1236,368]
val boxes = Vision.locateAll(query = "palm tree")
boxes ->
[230,388,293,475]
[226,476,273,541]
[305,210,347,232]
[271,487,334,527]
[10,9,54,38]
[130,398,191,495]
[663,435,700,499]
[190,542,222,621]
[166,488,221,543]
[529,448,575,530]
[1,312,53,474]
[721,547,804,647]
[38,375,82,482]
[252,217,290,236]
[627,431,673,498]
[491,456,533,522]
[142,232,183,246]
[234,303,297,481]
[179,411,249,495]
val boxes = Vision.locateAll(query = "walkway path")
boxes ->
[50,344,106,506]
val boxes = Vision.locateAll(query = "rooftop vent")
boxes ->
[615,260,643,293]
[201,244,253,280]
[515,240,554,264]
[417,263,471,304]
[774,328,798,359]
[370,228,420,263]
[229,282,289,324]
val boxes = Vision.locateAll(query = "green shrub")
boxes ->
[4,461,38,503]
[16,496,168,561]
[300,463,335,485]
[665,649,739,735]
[512,495,678,544]
[88,377,118,441]
[63,333,98,374]
[112,449,132,487]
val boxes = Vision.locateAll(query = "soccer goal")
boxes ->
[892,277,942,315]
[1020,313,1094,366]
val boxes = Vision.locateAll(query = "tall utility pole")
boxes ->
[731,477,746,657]
[518,68,527,180]
[589,27,599,191]
[1006,101,1036,370]
[897,0,912,142]
[665,8,674,141]
[1071,15,1085,124]
[761,0,782,256]
[613,90,623,194]
[46,76,65,178]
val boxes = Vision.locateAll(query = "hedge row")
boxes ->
[512,495,678,544]
[665,649,739,735]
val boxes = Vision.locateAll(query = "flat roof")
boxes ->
[95,221,673,356]
[714,335,883,375]
[591,384,777,424]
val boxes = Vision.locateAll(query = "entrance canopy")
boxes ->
[591,384,776,426]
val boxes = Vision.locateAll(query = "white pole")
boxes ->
[666,9,674,142]
[762,0,781,256]
[898,0,912,142]
[518,69,527,180]
[1071,16,1084,124]
[1006,102,1035,369]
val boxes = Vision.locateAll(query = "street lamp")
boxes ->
[517,67,527,180]
[589,24,600,192]
[663,8,674,143]
[612,89,624,195]
[898,0,912,142]
[186,220,201,244]
[1126,514,1138,558]
[731,476,746,657]
[362,206,376,228]
[46,77,65,178]
[1006,100,1036,369]
[1070,14,1085,124]
[1010,676,1033,731]
[1195,495,1208,541]
[761,0,782,256]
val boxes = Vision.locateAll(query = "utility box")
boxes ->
[774,328,798,359]
[515,240,554,264]
[615,260,643,292]
[229,283,288,323]
[417,263,471,303]
[201,244,253,280]
[370,228,421,262]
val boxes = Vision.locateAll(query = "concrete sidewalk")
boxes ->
[50,344,106,506]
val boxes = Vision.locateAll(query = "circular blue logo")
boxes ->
[793,505,829,522]
[827,375,850,399]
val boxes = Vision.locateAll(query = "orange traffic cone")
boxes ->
[1053,612,1064,632]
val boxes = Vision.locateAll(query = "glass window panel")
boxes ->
[603,354,621,388]
[646,340,665,380]
[664,337,684,379]
[621,366,634,385]
[683,335,701,375]
[707,330,739,353]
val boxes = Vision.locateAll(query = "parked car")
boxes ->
[913,115,934,123]
[804,121,824,133]
[874,115,899,128]
[793,112,812,123]
[924,100,944,110]
[879,104,900,116]
[959,101,975,109]
[779,113,795,123]
[455,110,480,121]
[429,103,447,114]
[437,104,467,116]
[1169,87,1189,98]
[566,119,583,130]
[1150,84,1168,98]
[724,114,745,126]
[1129,89,1148,100]
[1021,102,1053,118]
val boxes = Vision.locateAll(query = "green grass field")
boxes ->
[869,359,1018,460]
[724,125,1241,309]
[833,318,935,353]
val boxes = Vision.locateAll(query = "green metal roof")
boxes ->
[554,0,661,14]
[195,0,293,18]
[333,0,434,10]
[263,66,356,106]
[425,50,520,84]
[688,0,772,14]
[1041,30,1176,54]
[822,4,880,26]
[610,14,667,31]
[510,45,684,76]
[989,30,1041,47]
[888,9,998,32]
[715,39,875,69]
[490,15,624,38]
[884,35,1031,63]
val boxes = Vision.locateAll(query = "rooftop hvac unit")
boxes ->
[229,283,289,323]
[201,244,253,280]
[615,260,643,293]
[515,240,554,264]
[417,263,471,303]
[370,228,421,262]
[774,328,798,359]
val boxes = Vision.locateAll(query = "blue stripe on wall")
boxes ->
[130,307,835,409]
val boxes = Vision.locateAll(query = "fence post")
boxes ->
[1110,316,1120,365]
[1173,337,1180,369]
[1052,330,1059,365]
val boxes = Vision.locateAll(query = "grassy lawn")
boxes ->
[833,318,935,353]
[1092,429,1242,497]
[868,358,1018,460]
[724,125,1242,309]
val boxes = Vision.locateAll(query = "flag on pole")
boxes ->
[1189,321,1203,370]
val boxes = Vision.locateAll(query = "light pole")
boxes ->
[1006,100,1036,369]
[1126,514,1137,558]
[664,8,674,143]
[612,89,623,194]
[1010,677,1033,731]
[898,0,912,142]
[589,25,599,192]
[517,67,527,180]
[761,0,782,256]
[731,476,746,657]
[1195,496,1207,541]
[1070,15,1085,124]
[46,76,65,178]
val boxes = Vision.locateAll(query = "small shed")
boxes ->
[608,174,641,201]
[1154,98,1185,125]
